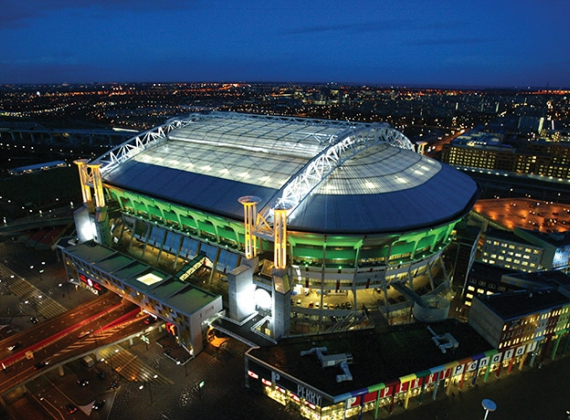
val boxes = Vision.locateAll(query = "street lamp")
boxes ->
[177,360,188,377]
[58,283,70,300]
[24,299,38,317]
[482,399,496,420]
[140,382,154,405]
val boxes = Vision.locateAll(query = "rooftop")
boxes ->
[247,320,492,398]
[474,289,570,321]
[97,112,478,234]
[61,240,219,316]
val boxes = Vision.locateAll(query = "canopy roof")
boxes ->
[97,112,478,234]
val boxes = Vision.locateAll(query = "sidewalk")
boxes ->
[0,241,96,333]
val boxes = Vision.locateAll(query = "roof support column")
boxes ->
[87,163,106,209]
[74,159,93,210]
[238,196,261,260]
[273,205,289,270]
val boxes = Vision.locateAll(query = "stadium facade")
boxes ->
[61,112,479,355]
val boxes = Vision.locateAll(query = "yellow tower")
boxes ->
[238,196,261,259]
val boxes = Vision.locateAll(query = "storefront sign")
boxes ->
[491,353,502,365]
[297,384,322,406]
[380,385,393,398]
[396,382,409,394]
[467,360,479,372]
[527,341,538,353]
[349,391,379,407]
[515,345,526,357]
[410,377,423,389]
[426,372,438,384]
[504,349,514,360]
[453,364,465,376]
[478,357,490,369]
[79,273,103,293]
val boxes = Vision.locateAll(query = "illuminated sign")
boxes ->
[478,357,490,369]
[491,353,502,365]
[79,273,103,291]
[453,364,466,376]
[380,385,393,398]
[297,384,322,406]
[349,391,379,407]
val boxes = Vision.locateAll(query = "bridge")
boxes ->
[0,124,137,149]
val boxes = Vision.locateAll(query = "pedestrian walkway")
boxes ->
[98,344,174,386]
[0,263,67,320]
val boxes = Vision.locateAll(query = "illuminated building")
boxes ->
[477,226,570,274]
[469,289,570,353]
[480,228,543,272]
[515,228,570,271]
[245,273,570,420]
[62,112,478,352]
[442,131,570,181]
[245,320,523,419]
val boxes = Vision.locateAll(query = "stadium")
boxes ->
[62,112,479,355]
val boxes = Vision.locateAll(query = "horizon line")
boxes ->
[1,80,569,91]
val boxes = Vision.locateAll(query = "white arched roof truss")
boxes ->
[93,117,197,175]
[261,123,415,222]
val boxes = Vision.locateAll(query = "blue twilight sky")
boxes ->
[1,0,569,88]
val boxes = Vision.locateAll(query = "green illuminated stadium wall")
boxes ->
[107,185,459,269]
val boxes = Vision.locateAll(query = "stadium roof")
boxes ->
[96,112,478,234]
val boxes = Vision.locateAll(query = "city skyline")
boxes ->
[1,0,569,89]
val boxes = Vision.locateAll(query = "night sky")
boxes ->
[1,0,569,88]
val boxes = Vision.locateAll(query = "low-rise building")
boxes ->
[469,290,570,355]
[480,228,543,272]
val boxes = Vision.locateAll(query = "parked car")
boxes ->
[77,379,90,387]
[66,404,78,414]
[92,400,105,410]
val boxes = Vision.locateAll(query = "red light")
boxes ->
[247,370,259,379]
[261,378,272,386]
[291,394,300,403]
[305,401,316,409]
[276,386,285,394]
[165,322,178,336]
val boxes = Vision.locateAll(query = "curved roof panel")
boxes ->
[100,112,478,233]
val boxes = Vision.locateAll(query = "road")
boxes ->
[0,293,144,396]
